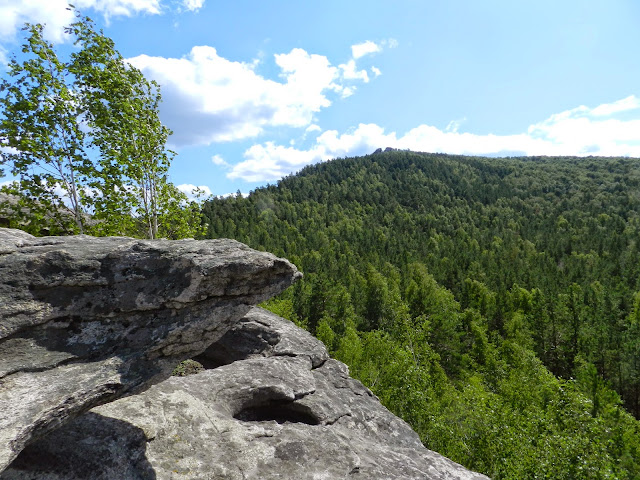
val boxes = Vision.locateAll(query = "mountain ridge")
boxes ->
[202,150,640,479]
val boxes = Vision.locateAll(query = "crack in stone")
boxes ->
[323,412,352,426]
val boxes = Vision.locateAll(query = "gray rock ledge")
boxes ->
[2,308,489,480]
[0,229,301,472]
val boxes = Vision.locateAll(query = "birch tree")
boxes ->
[0,10,202,238]
[0,23,93,234]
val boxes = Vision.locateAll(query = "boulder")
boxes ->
[0,229,301,472]
[2,308,489,479]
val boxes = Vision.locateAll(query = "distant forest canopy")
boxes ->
[202,151,640,479]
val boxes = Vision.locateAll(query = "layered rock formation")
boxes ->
[0,228,300,472]
[3,308,488,479]
[0,228,488,479]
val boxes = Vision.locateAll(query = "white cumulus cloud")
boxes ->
[0,0,76,42]
[228,142,321,182]
[181,0,204,12]
[339,59,369,83]
[177,183,212,200]
[0,0,162,42]
[227,96,640,182]
[351,40,382,59]
[526,96,640,156]
[128,45,376,147]
[229,124,393,182]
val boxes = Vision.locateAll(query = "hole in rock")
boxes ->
[193,324,279,369]
[234,401,320,425]
[192,352,229,369]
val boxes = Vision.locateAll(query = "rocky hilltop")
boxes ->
[0,228,487,479]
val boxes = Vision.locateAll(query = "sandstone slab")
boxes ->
[0,229,300,472]
[2,308,488,480]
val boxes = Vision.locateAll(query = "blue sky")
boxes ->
[1,0,640,198]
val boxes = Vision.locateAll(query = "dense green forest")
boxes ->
[202,150,640,479]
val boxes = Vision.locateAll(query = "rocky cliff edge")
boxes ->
[0,228,487,479]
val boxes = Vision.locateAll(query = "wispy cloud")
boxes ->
[350,39,397,58]
[0,44,8,68]
[381,38,399,49]
[589,95,640,117]
[211,154,229,167]
[445,118,466,133]
[88,0,162,22]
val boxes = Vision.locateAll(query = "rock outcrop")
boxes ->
[2,308,489,479]
[0,193,19,228]
[0,229,301,472]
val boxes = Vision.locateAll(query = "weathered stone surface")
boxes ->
[0,229,301,472]
[195,305,329,368]
[3,308,489,479]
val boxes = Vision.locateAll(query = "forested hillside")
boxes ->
[202,151,640,479]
